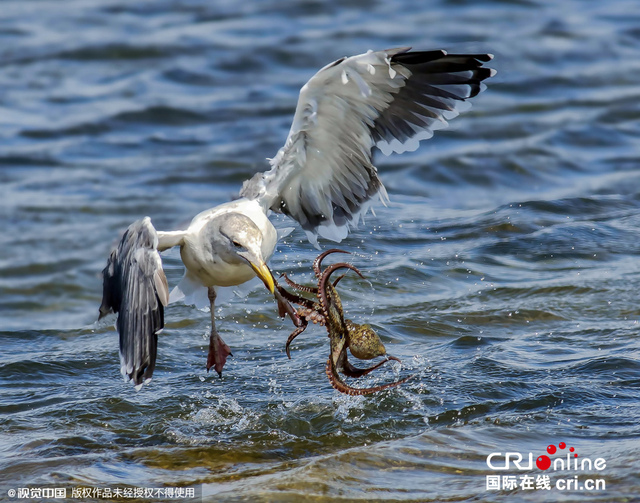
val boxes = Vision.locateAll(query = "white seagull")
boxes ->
[99,47,495,387]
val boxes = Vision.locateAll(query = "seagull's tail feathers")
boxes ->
[100,217,169,388]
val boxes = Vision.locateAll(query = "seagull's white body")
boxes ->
[157,198,277,289]
[100,47,495,386]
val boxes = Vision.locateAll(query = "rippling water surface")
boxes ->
[2,0,640,501]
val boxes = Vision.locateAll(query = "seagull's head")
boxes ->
[217,213,275,293]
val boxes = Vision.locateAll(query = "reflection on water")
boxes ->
[1,0,640,501]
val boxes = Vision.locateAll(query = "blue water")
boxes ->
[2,0,640,501]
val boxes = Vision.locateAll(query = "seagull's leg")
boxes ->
[206,286,232,378]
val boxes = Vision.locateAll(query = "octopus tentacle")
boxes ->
[285,322,309,359]
[341,355,401,378]
[317,262,365,317]
[326,359,414,396]
[281,273,318,294]
[275,282,316,310]
[273,286,302,326]
[313,249,350,279]
[332,274,346,287]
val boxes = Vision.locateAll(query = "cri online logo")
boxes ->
[487,442,606,471]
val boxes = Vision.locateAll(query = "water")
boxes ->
[2,0,640,501]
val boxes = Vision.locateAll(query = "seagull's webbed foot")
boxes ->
[207,331,232,378]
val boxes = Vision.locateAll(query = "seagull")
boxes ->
[99,47,495,387]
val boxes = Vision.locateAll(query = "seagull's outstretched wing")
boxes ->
[100,217,169,387]
[240,47,495,245]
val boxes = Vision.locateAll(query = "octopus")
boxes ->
[276,249,412,395]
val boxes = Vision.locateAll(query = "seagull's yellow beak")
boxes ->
[250,260,275,294]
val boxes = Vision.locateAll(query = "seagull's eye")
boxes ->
[232,241,242,249]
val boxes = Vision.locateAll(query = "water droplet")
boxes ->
[547,444,557,455]
[559,442,566,449]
